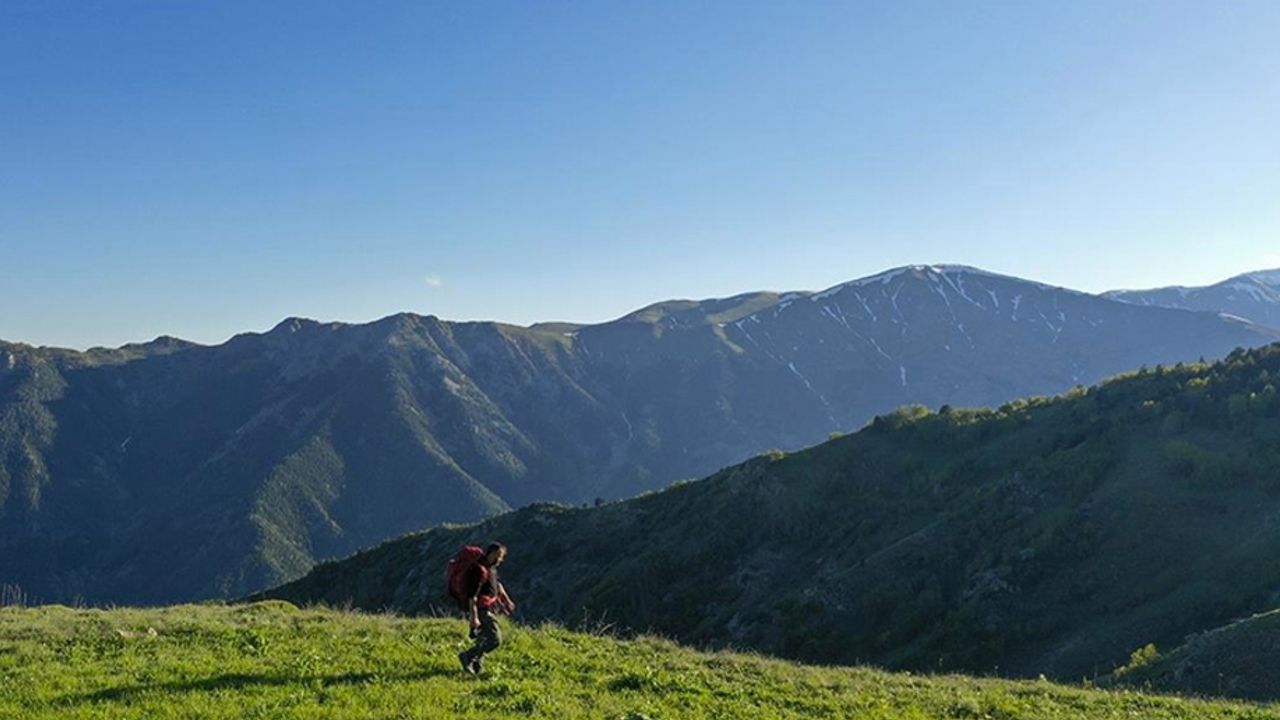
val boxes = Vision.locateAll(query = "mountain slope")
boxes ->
[3,265,1277,604]
[713,264,1274,423]
[1105,608,1280,702]
[263,343,1280,682]
[1105,269,1280,330]
[572,264,1278,499]
[3,602,1277,719]
[610,290,797,326]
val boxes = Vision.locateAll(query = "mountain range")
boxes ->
[1105,268,1280,330]
[262,342,1280,687]
[2,264,1277,604]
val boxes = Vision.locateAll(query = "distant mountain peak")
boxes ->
[808,263,1073,304]
[270,316,324,334]
[1243,268,1280,288]
[1104,268,1280,331]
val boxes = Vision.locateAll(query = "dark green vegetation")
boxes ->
[4,602,1280,720]
[2,265,1275,604]
[266,343,1280,685]
[1104,608,1280,703]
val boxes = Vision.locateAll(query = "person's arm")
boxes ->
[497,582,515,613]
[468,567,484,627]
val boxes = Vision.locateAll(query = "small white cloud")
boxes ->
[424,274,444,288]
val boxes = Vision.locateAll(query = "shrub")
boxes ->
[1115,643,1161,676]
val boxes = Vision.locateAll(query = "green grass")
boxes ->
[2,602,1278,719]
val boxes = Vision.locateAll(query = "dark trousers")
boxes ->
[461,609,501,668]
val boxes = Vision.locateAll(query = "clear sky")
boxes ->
[3,1,1279,349]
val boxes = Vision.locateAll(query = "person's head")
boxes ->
[484,542,507,567]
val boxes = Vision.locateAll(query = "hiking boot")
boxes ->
[458,651,476,675]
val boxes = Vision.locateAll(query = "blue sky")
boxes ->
[2,1,1279,349]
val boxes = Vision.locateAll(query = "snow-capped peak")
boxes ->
[810,264,1072,302]
[811,264,957,300]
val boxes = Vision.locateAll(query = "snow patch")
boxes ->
[1036,310,1064,343]
[773,291,809,314]
[928,275,954,309]
[1226,281,1275,303]
[788,361,837,425]
[938,271,984,309]
[1218,312,1254,324]
[853,293,877,322]
[866,335,892,360]
[889,282,906,320]
[812,263,1084,308]
[812,267,913,300]
[821,305,849,329]
[933,264,1087,295]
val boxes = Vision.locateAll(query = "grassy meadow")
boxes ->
[1,601,1278,719]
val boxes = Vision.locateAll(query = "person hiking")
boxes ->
[455,542,515,675]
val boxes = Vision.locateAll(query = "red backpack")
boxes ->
[444,545,487,610]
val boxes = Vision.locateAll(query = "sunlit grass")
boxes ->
[1,601,1277,719]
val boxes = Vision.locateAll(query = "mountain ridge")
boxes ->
[15,263,1274,353]
[1104,268,1280,331]
[3,264,1277,605]
[260,342,1280,682]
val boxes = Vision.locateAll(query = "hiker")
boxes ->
[449,542,515,674]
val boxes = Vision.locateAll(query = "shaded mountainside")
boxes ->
[1105,608,1280,703]
[264,343,1280,684]
[3,265,1277,605]
[0,315,600,604]
[1105,269,1280,331]
[6,603,1277,720]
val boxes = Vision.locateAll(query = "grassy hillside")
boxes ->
[2,601,1277,720]
[263,344,1280,683]
[1104,608,1280,702]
